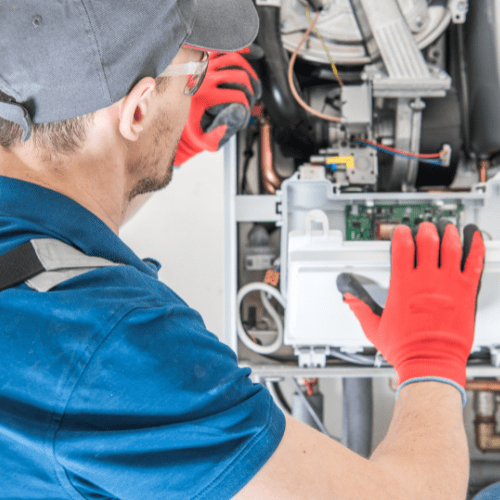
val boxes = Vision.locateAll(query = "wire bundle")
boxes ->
[287,6,448,165]
[353,138,448,166]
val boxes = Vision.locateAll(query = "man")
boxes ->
[0,1,485,499]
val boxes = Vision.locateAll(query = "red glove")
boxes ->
[336,220,485,389]
[174,51,261,166]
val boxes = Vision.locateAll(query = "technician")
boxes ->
[0,1,485,500]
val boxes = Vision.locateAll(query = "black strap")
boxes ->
[0,242,45,292]
[0,101,33,142]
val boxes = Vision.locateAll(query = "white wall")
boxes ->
[120,149,225,337]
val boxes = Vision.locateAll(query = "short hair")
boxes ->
[0,103,96,156]
[0,75,171,155]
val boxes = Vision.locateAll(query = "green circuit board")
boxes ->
[345,203,464,241]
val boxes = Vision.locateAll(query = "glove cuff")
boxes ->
[396,355,467,389]
[396,376,467,408]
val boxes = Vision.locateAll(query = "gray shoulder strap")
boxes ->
[26,238,122,292]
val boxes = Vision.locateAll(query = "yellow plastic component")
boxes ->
[326,156,354,170]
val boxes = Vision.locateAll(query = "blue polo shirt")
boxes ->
[0,176,285,500]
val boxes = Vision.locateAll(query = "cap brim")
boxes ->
[185,0,259,52]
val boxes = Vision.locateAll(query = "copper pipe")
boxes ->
[466,379,500,392]
[479,160,490,183]
[473,386,500,452]
[475,417,500,452]
[260,118,284,194]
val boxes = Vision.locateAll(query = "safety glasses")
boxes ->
[159,51,209,95]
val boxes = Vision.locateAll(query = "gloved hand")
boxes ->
[174,51,262,166]
[336,220,485,391]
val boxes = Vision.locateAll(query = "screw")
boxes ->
[32,14,42,27]
[430,49,441,60]
[457,1,467,12]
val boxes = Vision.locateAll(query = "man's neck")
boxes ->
[0,144,129,234]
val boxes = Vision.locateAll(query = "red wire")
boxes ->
[303,378,318,396]
[353,137,444,159]
[303,380,313,396]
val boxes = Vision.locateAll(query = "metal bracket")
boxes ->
[448,0,468,24]
[490,345,500,368]
[363,63,451,98]
[374,351,386,368]
[378,97,426,191]
[358,0,429,78]
[295,346,331,368]
[356,0,451,97]
[255,0,282,6]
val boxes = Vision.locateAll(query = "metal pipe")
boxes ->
[260,118,283,194]
[342,377,373,458]
[475,418,500,452]
[474,390,500,453]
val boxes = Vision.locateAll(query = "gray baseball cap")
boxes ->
[0,0,259,141]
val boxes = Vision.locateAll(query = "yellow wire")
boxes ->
[305,6,344,87]
[288,9,342,122]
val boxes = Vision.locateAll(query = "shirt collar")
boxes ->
[0,176,158,279]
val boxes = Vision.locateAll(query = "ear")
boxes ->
[118,77,156,141]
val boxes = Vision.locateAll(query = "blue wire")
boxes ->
[353,140,444,166]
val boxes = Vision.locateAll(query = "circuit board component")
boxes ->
[345,203,464,241]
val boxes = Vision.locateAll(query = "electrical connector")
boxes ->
[306,0,325,11]
[264,269,280,287]
[326,156,354,171]
[439,144,452,167]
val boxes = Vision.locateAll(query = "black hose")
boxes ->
[452,23,470,155]
[271,381,292,413]
[305,0,325,13]
[253,5,317,161]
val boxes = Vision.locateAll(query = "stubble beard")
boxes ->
[126,115,183,202]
